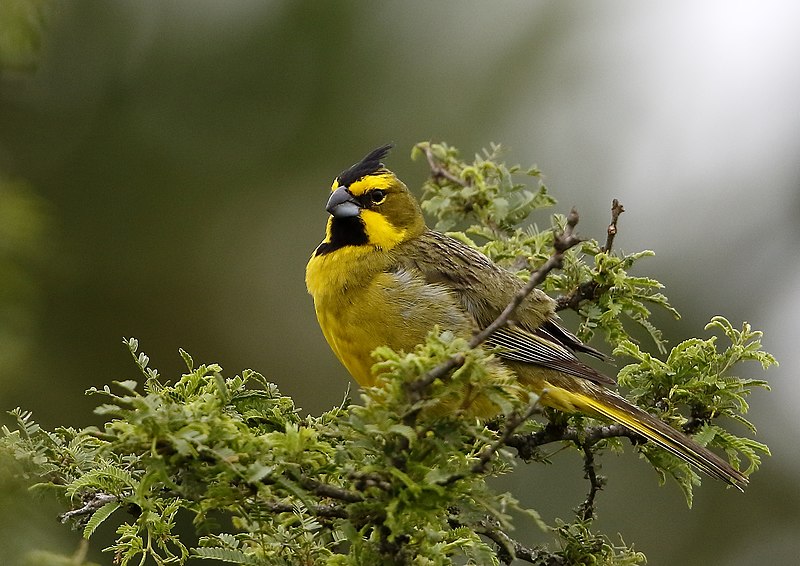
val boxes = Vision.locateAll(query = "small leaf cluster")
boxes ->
[412,141,556,238]
[613,317,773,504]
[554,520,645,566]
[549,241,680,354]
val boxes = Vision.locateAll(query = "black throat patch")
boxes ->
[314,216,369,256]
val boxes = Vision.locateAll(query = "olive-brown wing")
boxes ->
[392,230,614,386]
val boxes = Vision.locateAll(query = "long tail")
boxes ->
[543,383,748,491]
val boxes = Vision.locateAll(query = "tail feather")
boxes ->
[556,387,748,491]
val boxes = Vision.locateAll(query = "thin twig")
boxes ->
[299,477,365,504]
[405,354,466,403]
[577,442,605,521]
[602,198,625,253]
[469,209,581,349]
[470,401,542,475]
[440,399,543,486]
[59,492,119,523]
[418,143,470,187]
[555,198,624,312]
[473,520,566,565]
[264,500,349,519]
[554,281,598,312]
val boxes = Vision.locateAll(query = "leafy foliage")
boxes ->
[412,142,679,353]
[412,141,555,237]
[2,337,532,565]
[614,317,773,503]
[0,142,775,565]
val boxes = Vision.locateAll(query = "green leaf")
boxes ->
[83,500,121,539]
[179,348,194,371]
[192,547,259,564]
[66,463,137,499]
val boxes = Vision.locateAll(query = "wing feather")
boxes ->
[391,230,613,386]
[488,324,615,386]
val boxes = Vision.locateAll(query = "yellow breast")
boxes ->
[306,246,472,386]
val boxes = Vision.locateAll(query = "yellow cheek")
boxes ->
[361,210,406,250]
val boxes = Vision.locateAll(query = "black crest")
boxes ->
[336,144,393,187]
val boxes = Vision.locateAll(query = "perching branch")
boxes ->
[447,513,565,566]
[506,422,619,521]
[507,423,638,461]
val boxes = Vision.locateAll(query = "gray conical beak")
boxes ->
[326,186,361,218]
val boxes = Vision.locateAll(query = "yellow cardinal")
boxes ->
[306,144,747,490]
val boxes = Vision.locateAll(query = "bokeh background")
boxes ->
[2,1,799,564]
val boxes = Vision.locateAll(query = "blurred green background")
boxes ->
[2,1,799,564]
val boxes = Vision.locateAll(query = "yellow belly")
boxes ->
[314,292,411,386]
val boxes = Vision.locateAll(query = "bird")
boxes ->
[305,144,748,490]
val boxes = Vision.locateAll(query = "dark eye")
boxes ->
[370,189,387,205]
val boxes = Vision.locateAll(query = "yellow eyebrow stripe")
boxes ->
[332,172,393,195]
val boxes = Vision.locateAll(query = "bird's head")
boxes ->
[314,144,426,256]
